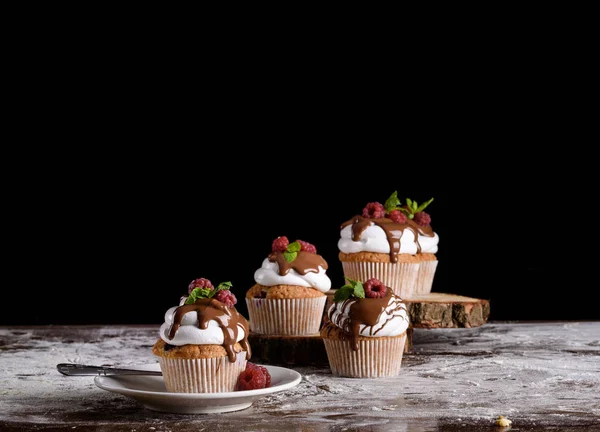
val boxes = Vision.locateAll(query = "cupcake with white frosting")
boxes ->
[338,191,439,299]
[246,236,332,335]
[320,277,409,378]
[152,278,251,393]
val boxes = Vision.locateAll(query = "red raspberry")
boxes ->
[388,210,407,223]
[214,289,237,307]
[362,202,386,219]
[414,211,432,227]
[188,278,214,294]
[364,278,387,298]
[236,363,267,390]
[272,236,289,252]
[297,239,317,254]
[246,362,271,387]
[256,364,271,387]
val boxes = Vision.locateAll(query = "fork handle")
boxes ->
[56,363,162,376]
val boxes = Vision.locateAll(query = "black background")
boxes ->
[1,24,595,326]
[2,146,594,325]
[1,47,593,325]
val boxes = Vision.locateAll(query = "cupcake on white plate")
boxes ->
[152,278,251,393]
[320,277,409,378]
[338,191,439,299]
[246,236,332,335]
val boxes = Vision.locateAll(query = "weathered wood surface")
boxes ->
[404,293,491,329]
[2,322,600,431]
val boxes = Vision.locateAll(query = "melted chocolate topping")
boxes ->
[341,216,434,263]
[328,289,406,351]
[167,298,251,362]
[268,251,328,276]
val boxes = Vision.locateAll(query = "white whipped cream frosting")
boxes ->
[159,296,247,346]
[328,293,409,337]
[338,222,439,255]
[254,257,332,293]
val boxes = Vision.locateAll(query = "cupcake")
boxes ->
[152,278,251,393]
[320,277,409,378]
[337,191,439,299]
[246,236,332,335]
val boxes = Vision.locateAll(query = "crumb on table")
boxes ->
[495,415,512,427]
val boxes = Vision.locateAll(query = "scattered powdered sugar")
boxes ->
[1,322,600,431]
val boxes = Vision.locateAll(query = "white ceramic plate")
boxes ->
[94,363,301,414]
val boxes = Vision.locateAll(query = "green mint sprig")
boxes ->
[283,241,301,263]
[384,190,402,212]
[384,190,434,220]
[333,277,365,302]
[403,197,434,219]
[185,281,232,305]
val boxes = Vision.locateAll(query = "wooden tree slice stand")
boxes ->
[248,291,490,367]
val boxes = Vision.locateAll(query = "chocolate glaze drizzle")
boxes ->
[341,216,434,263]
[167,298,251,362]
[268,251,328,276]
[326,289,407,351]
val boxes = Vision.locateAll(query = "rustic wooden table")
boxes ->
[1,322,599,431]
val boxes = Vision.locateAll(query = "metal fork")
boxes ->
[57,363,162,376]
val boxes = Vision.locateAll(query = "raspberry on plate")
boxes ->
[255,364,271,387]
[236,362,271,391]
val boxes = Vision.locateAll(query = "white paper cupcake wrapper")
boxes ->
[322,332,406,378]
[246,297,327,335]
[157,351,247,393]
[341,261,419,299]
[415,260,438,295]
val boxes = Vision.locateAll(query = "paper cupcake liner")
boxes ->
[322,332,407,378]
[415,260,438,295]
[341,261,419,299]
[157,351,247,393]
[246,297,327,335]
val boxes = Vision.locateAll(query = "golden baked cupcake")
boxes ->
[246,236,332,335]
[338,191,439,299]
[320,277,409,378]
[152,278,251,393]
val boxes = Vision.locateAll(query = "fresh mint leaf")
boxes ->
[283,251,297,263]
[185,293,197,305]
[185,287,213,304]
[384,191,401,212]
[198,288,212,297]
[215,281,232,291]
[334,277,365,301]
[287,241,301,253]
[353,281,365,298]
[416,197,434,213]
[334,285,354,302]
